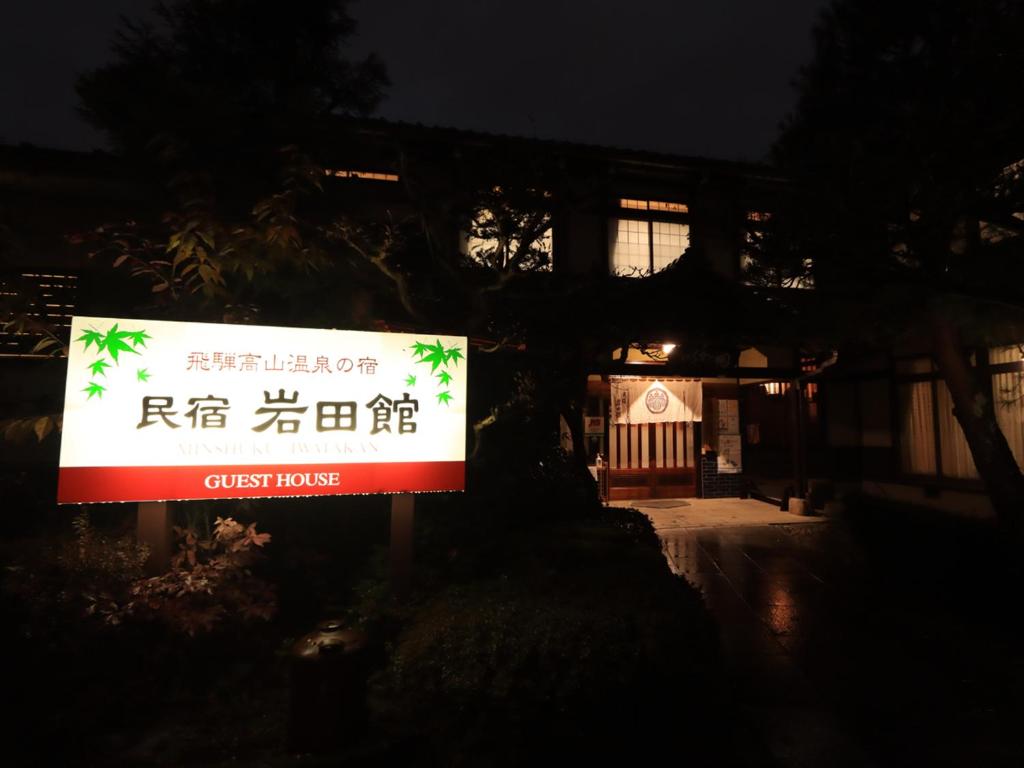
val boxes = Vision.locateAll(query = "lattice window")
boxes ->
[0,272,78,357]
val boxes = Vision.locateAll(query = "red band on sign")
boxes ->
[57,461,465,504]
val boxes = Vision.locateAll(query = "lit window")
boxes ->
[899,381,979,479]
[0,272,78,358]
[610,197,690,277]
[461,209,553,272]
[324,169,399,182]
[619,198,688,213]
[609,219,689,277]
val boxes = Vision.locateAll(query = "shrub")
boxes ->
[366,508,720,765]
[3,512,276,637]
[119,516,276,635]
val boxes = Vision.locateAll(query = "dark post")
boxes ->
[790,383,808,499]
[137,501,172,574]
[390,493,415,599]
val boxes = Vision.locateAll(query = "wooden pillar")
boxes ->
[137,501,172,574]
[790,383,808,499]
[390,494,415,600]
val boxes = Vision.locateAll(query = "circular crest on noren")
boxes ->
[645,387,669,414]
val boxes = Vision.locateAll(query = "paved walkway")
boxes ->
[637,508,1024,768]
[611,496,827,530]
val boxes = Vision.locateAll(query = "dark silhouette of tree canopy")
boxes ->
[77,0,388,162]
[774,0,1024,532]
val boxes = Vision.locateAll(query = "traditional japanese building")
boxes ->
[7,120,1017,515]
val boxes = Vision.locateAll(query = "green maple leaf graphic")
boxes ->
[126,330,151,348]
[76,329,102,351]
[405,374,417,386]
[437,370,452,386]
[137,368,150,382]
[88,359,111,377]
[415,340,448,373]
[98,324,141,363]
[436,391,453,406]
[83,381,106,400]
[444,346,464,366]
[410,341,430,359]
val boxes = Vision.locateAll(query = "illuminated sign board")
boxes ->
[58,317,467,503]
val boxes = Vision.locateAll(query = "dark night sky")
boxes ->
[1,0,829,162]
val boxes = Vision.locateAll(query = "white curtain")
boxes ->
[609,378,702,425]
[936,383,979,479]
[899,382,936,475]
[993,370,1024,471]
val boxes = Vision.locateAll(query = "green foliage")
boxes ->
[82,381,106,400]
[123,517,276,636]
[76,0,389,159]
[0,414,60,444]
[86,148,331,313]
[772,0,1024,521]
[3,511,149,631]
[776,0,1024,295]
[3,513,275,638]
[136,367,151,382]
[367,508,719,763]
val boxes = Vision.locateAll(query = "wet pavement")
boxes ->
[655,519,1024,768]
[613,497,829,529]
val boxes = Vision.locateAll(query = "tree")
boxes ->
[774,0,1024,532]
[77,0,387,164]
[69,0,392,327]
[4,2,390,444]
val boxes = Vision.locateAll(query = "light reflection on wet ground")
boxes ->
[654,520,1024,768]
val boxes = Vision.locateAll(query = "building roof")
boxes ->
[334,116,790,186]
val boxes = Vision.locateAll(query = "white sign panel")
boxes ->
[58,317,467,503]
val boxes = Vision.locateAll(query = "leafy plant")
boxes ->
[119,516,276,636]
[3,511,149,630]
[0,414,61,443]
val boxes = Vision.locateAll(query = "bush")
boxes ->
[3,511,275,637]
[366,507,722,765]
[121,516,276,635]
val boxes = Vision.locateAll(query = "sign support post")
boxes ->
[137,501,172,574]
[390,494,415,600]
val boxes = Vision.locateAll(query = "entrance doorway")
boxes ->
[607,420,699,499]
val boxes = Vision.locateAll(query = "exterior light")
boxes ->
[662,344,676,355]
